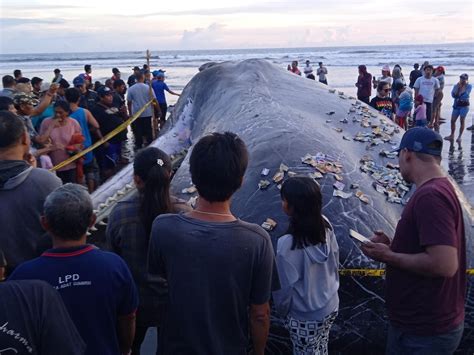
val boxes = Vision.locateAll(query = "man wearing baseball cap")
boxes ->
[361,127,466,353]
[90,86,127,180]
[74,75,98,111]
[127,66,141,87]
[151,69,180,128]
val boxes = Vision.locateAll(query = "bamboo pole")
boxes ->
[146,49,158,139]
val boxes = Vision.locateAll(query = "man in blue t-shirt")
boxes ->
[10,183,138,355]
[151,70,180,128]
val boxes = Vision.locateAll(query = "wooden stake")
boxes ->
[146,49,158,139]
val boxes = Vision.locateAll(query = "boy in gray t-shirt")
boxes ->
[148,132,274,355]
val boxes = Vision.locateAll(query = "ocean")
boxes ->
[1,42,473,203]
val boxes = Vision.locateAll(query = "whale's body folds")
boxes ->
[92,59,474,353]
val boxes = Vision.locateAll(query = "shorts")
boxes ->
[83,158,100,183]
[396,109,410,118]
[416,119,427,127]
[452,106,469,118]
[96,143,121,170]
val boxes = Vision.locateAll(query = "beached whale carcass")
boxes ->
[91,59,474,353]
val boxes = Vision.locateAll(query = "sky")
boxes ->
[0,0,473,54]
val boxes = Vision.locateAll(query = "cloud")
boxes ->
[181,23,226,48]
[0,17,64,28]
[130,0,368,18]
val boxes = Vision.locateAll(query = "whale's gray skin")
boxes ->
[167,59,474,354]
[91,59,473,353]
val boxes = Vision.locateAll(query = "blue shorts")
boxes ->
[452,106,469,118]
[415,119,427,127]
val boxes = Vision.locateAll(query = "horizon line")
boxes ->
[1,41,472,56]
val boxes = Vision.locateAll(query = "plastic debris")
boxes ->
[333,181,345,190]
[273,171,284,183]
[355,190,370,204]
[308,172,323,179]
[261,218,277,231]
[187,196,198,208]
[261,168,270,176]
[258,180,271,190]
[181,186,197,194]
[333,190,352,199]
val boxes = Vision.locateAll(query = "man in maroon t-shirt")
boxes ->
[362,127,466,354]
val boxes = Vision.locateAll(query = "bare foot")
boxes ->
[456,137,462,143]
[444,135,454,141]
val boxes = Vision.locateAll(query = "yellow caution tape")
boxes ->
[339,269,474,277]
[50,100,154,172]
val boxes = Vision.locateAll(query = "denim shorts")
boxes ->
[415,119,427,127]
[386,322,464,355]
[452,106,469,118]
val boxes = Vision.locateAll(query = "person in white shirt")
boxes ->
[303,60,315,80]
[413,65,440,127]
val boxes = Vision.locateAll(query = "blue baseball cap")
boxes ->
[73,75,85,87]
[393,127,443,156]
[153,70,165,78]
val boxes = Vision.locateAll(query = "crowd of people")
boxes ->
[0,61,470,355]
[289,60,472,143]
[360,63,471,142]
[0,64,180,190]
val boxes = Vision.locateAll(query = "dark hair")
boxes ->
[0,96,14,111]
[377,81,389,92]
[0,111,26,149]
[43,184,93,240]
[2,75,15,87]
[58,78,70,89]
[190,132,248,202]
[84,64,91,72]
[281,177,330,249]
[54,100,71,113]
[93,81,102,91]
[113,79,125,89]
[31,77,43,87]
[65,87,81,104]
[13,70,21,79]
[17,77,30,84]
[135,72,144,81]
[133,147,172,234]
[54,68,61,74]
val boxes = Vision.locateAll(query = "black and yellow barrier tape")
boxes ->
[339,269,474,277]
[50,99,154,172]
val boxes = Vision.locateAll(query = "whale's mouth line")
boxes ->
[89,98,195,224]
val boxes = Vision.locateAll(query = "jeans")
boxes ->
[386,323,464,355]
[425,102,432,124]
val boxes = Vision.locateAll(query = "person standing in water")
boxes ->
[445,73,471,143]
[356,65,372,104]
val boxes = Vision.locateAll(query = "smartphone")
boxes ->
[349,229,371,244]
